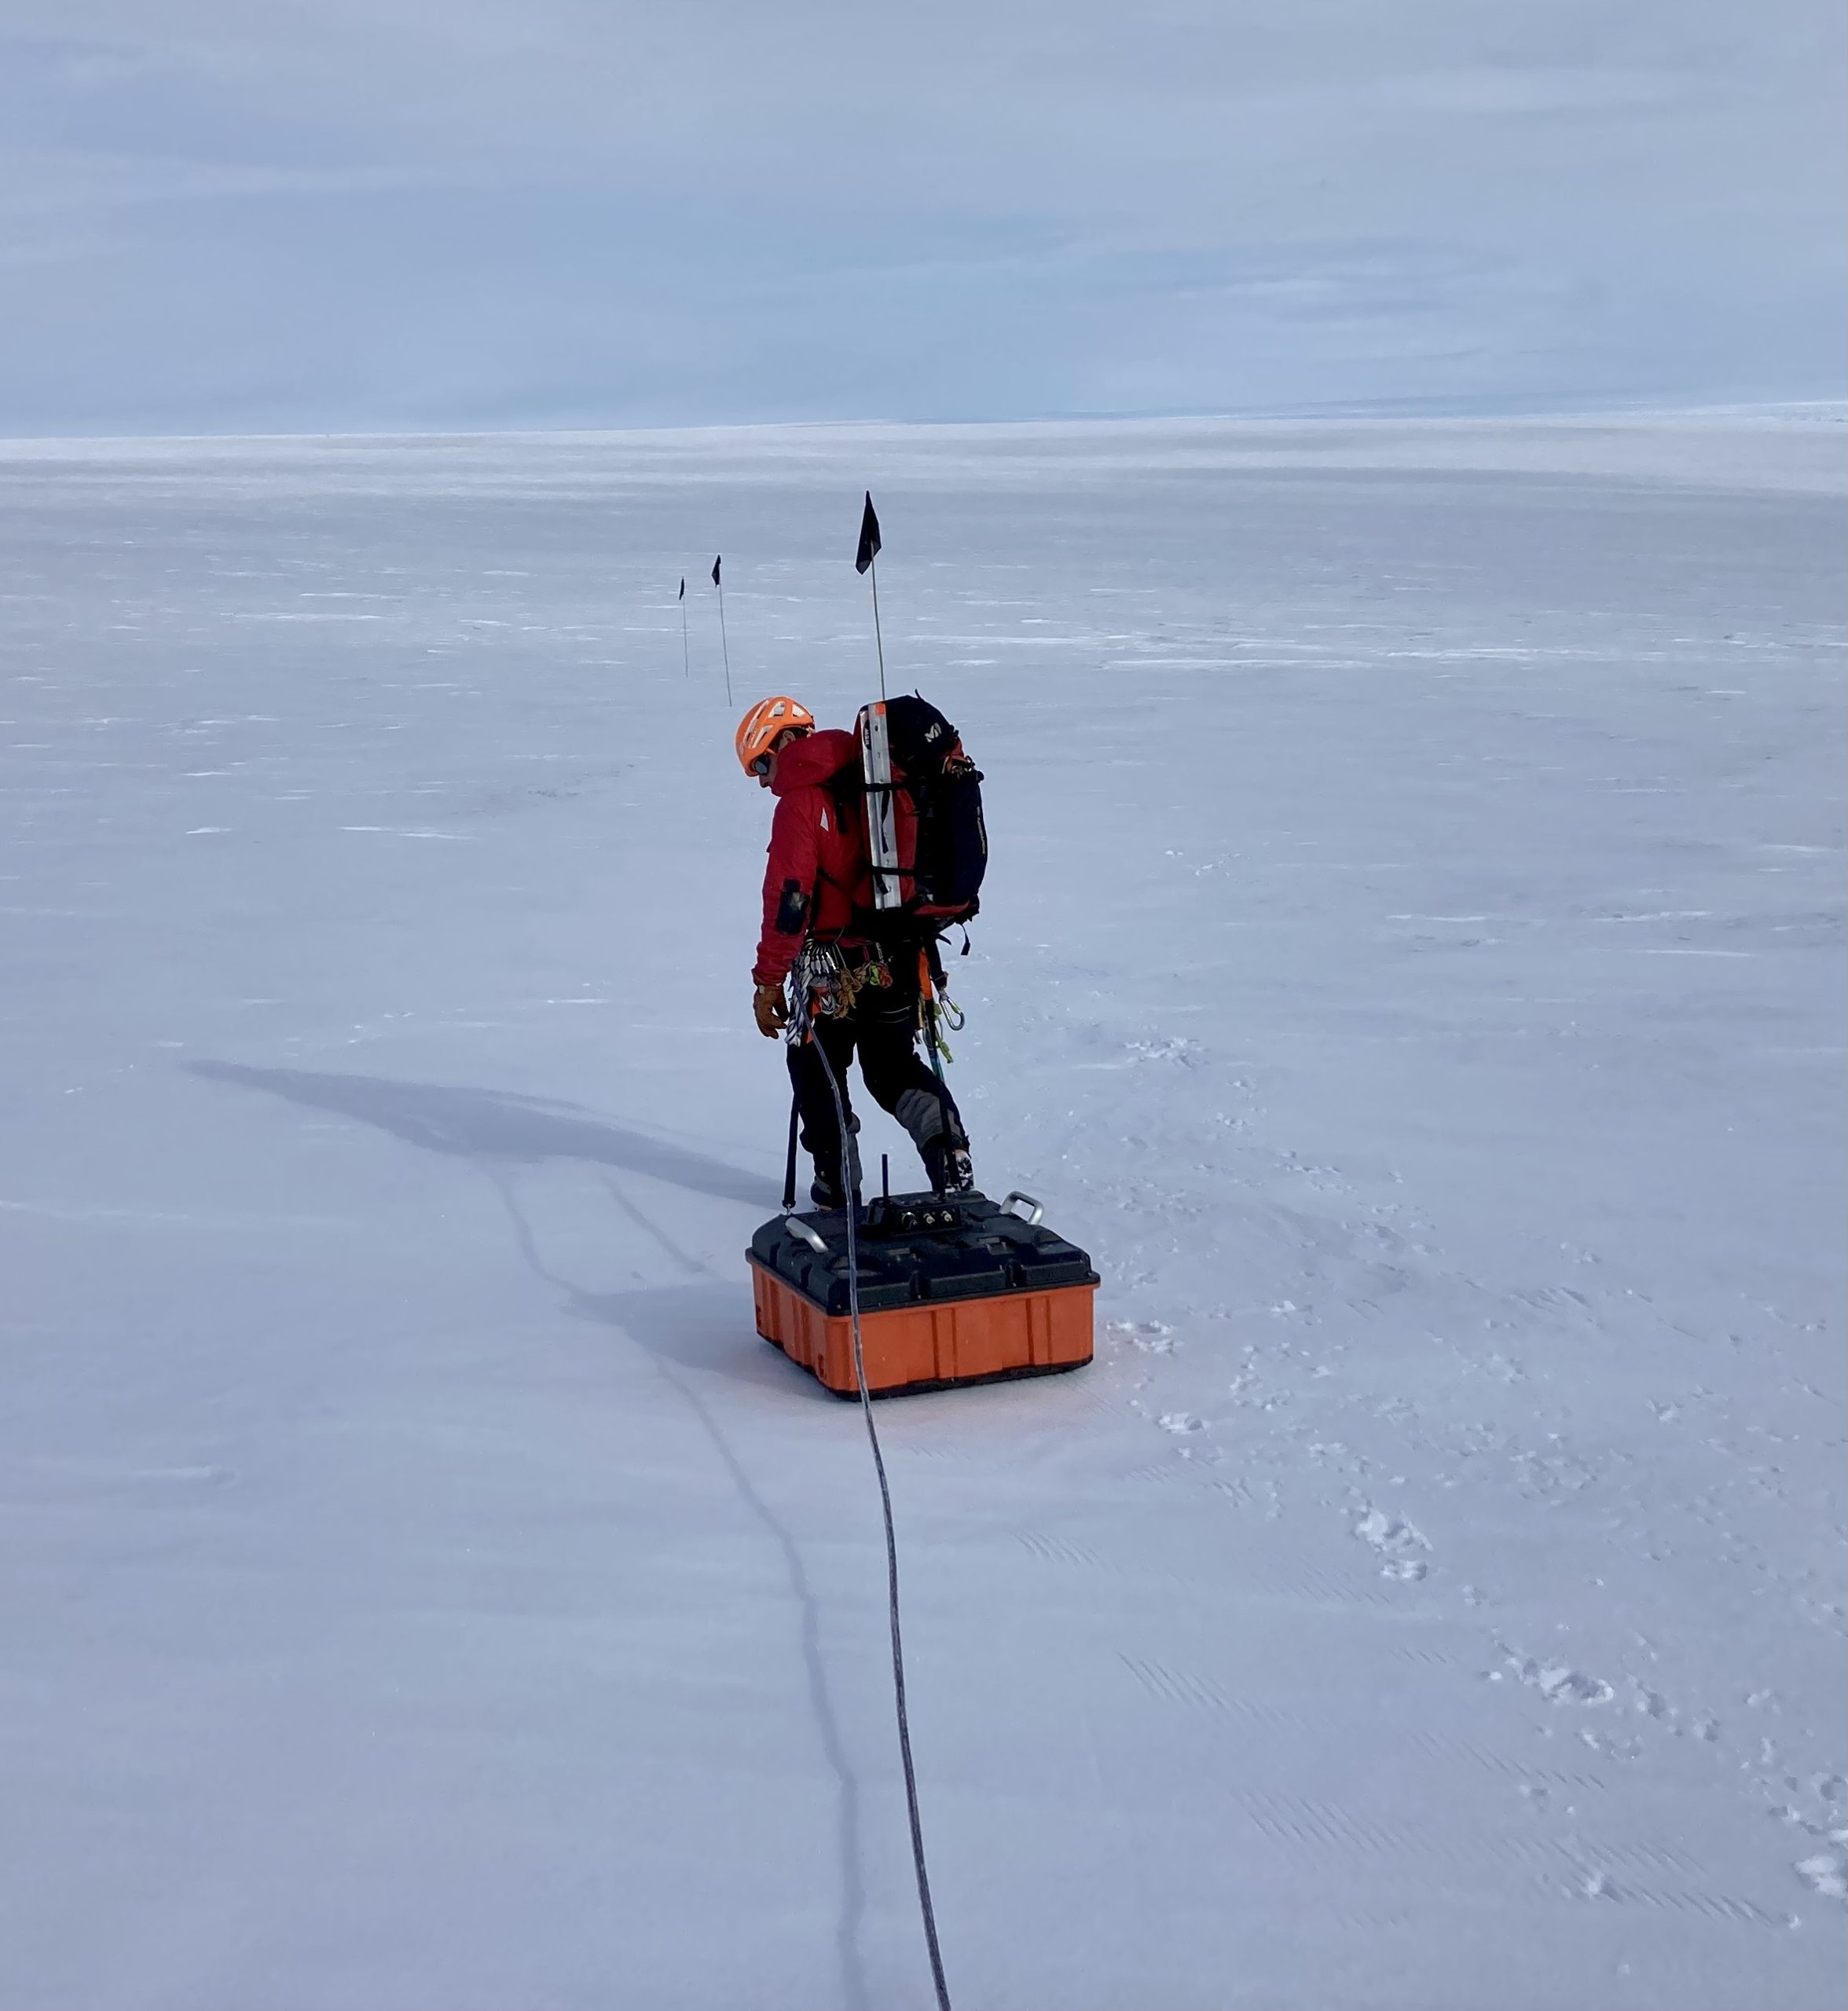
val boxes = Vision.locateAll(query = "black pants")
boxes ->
[788,951,966,1190]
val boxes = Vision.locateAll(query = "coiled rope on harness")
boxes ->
[787,967,955,2011]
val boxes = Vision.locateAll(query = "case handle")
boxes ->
[785,1216,829,1254]
[999,1191,1044,1226]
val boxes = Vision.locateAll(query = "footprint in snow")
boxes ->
[1796,1852,1846,1902]
[1157,1412,1205,1434]
[1106,1319,1177,1353]
[1353,1505,1431,1581]
[1494,1647,1614,1706]
[1124,1037,1202,1066]
[1771,1780,1848,1903]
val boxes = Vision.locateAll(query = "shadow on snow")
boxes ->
[189,1059,773,1207]
[190,1057,874,2007]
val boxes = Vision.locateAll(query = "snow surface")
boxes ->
[1,416,1842,2011]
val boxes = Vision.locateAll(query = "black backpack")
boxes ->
[856,694,987,932]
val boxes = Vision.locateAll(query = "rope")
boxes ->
[797,999,955,2011]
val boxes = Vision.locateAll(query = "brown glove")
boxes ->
[753,983,790,1038]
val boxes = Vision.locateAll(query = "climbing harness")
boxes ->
[790,941,858,1020]
[790,940,895,1025]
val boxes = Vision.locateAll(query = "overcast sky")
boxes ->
[2,1,1842,434]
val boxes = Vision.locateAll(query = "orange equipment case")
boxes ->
[748,1189,1098,1398]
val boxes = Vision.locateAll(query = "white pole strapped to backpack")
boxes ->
[860,701,904,914]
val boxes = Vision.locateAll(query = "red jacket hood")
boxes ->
[771,727,858,796]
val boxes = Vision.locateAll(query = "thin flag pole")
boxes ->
[679,577,688,678]
[855,492,886,701]
[869,553,887,702]
[713,555,732,705]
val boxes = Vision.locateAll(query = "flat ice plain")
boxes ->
[1,416,1842,2011]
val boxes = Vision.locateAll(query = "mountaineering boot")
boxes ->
[922,1138,975,1195]
[799,1108,856,1212]
[896,1084,971,1194]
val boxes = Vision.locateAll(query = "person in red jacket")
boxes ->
[739,695,973,1209]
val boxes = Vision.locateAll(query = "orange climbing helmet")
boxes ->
[735,695,816,775]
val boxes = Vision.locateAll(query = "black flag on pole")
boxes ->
[855,493,881,575]
[678,577,685,600]
[711,555,721,588]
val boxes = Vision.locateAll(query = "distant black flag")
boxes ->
[711,557,731,702]
[678,577,685,600]
[855,493,882,575]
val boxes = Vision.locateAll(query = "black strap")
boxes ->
[781,1086,801,1212]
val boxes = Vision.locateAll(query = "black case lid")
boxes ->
[749,1191,1098,1317]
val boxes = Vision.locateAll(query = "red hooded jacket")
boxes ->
[752,728,872,987]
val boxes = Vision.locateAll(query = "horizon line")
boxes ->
[2,395,1843,453]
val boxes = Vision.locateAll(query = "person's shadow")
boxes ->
[189,1060,774,1207]
[192,1058,876,2009]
